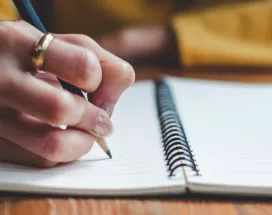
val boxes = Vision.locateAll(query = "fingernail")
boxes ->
[99,101,115,117]
[93,115,113,137]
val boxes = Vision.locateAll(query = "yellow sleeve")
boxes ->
[0,0,18,20]
[172,1,272,67]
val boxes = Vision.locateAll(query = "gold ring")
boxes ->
[32,33,55,71]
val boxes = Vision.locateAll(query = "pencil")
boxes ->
[12,0,112,159]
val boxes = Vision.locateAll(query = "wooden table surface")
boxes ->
[1,66,272,215]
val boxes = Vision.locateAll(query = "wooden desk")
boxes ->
[1,67,272,215]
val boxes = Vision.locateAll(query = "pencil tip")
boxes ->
[106,150,112,159]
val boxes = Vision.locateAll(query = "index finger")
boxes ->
[57,34,136,116]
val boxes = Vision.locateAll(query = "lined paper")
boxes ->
[0,81,185,195]
[169,77,272,192]
[3,76,271,196]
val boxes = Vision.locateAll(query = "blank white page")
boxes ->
[0,80,185,196]
[168,77,272,195]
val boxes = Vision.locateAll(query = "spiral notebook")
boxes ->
[1,76,272,196]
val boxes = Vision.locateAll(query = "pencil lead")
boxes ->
[106,150,112,159]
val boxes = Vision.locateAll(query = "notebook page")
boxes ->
[0,80,185,196]
[168,77,272,194]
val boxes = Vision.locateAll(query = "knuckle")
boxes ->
[49,92,72,125]
[74,34,101,48]
[76,34,94,44]
[42,132,65,162]
[119,62,135,87]
[73,49,102,92]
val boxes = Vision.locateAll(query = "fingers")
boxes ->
[0,20,102,93]
[88,60,135,117]
[0,71,113,136]
[0,138,57,168]
[57,34,135,116]
[0,20,134,131]
[0,109,95,162]
[44,38,102,92]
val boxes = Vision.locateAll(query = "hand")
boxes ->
[0,20,135,167]
[98,25,180,68]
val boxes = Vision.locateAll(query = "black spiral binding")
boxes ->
[155,79,200,177]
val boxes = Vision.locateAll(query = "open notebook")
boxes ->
[1,76,272,196]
